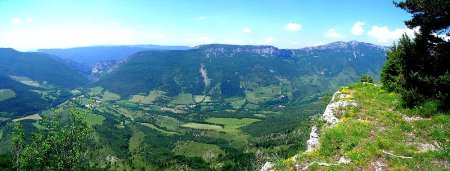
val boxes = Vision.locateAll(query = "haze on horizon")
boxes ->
[0,0,416,51]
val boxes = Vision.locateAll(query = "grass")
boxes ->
[160,107,185,114]
[117,108,145,120]
[140,123,178,135]
[30,90,58,100]
[0,89,16,101]
[84,113,105,126]
[129,131,145,152]
[180,123,224,132]
[90,86,104,95]
[129,91,166,104]
[245,86,282,104]
[130,95,145,103]
[282,83,450,170]
[12,114,42,122]
[10,75,41,87]
[230,99,246,109]
[116,100,139,108]
[244,103,259,110]
[155,115,182,130]
[170,93,195,105]
[194,95,212,103]
[102,91,121,101]
[173,141,224,162]
[70,89,82,96]
[205,117,260,129]
[182,117,261,147]
[140,90,166,104]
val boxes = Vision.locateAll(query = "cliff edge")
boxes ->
[264,83,449,170]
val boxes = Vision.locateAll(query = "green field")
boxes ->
[102,91,121,101]
[155,115,182,130]
[90,86,104,95]
[10,76,41,87]
[130,94,145,103]
[142,90,166,104]
[140,123,178,135]
[193,95,212,103]
[205,117,260,128]
[170,93,195,105]
[0,128,3,140]
[70,89,82,96]
[12,114,42,122]
[245,86,283,104]
[129,131,145,152]
[253,114,267,118]
[173,141,224,162]
[181,123,224,131]
[230,99,246,109]
[116,100,139,108]
[244,103,259,110]
[84,113,105,126]
[0,89,16,101]
[130,90,166,104]
[30,90,60,100]
[117,108,146,120]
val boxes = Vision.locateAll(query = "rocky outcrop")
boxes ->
[260,162,274,171]
[305,90,357,153]
[261,89,357,170]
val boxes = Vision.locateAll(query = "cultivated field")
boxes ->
[0,89,15,101]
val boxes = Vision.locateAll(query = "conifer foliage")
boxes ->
[381,0,450,111]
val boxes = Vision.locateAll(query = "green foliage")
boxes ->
[359,75,374,83]
[381,36,409,92]
[381,0,450,111]
[12,101,92,170]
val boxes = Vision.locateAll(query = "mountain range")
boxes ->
[0,41,390,170]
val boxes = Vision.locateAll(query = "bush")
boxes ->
[359,75,374,83]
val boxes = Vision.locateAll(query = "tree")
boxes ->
[381,0,450,111]
[12,101,92,170]
[359,75,374,83]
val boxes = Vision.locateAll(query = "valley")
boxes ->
[0,41,388,170]
[1,1,448,170]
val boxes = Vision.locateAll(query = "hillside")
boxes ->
[38,45,191,67]
[0,48,88,88]
[268,83,449,170]
[95,41,387,103]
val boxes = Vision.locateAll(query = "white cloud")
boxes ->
[264,36,274,44]
[197,16,207,21]
[11,18,23,25]
[367,26,417,43]
[243,27,251,33]
[283,23,302,32]
[325,29,345,39]
[351,21,365,36]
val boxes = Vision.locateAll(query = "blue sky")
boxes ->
[0,0,416,51]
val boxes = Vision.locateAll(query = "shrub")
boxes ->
[359,75,374,83]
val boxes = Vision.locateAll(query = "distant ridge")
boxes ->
[38,45,191,67]
[95,41,388,100]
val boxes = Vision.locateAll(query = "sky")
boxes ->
[0,0,416,51]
